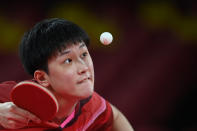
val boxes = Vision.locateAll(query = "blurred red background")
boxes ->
[0,1,196,130]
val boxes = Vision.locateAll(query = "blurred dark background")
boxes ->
[0,0,196,130]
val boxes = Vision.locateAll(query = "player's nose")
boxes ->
[77,59,88,75]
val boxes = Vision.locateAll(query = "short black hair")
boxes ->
[19,18,90,76]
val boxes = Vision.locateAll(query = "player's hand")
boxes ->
[0,102,41,129]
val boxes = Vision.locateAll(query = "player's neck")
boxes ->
[53,94,78,123]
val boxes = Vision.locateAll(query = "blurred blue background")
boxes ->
[0,0,196,130]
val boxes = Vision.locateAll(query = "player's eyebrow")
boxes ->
[59,43,86,56]
[79,42,86,48]
[59,50,70,56]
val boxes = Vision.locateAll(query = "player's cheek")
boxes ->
[87,57,93,67]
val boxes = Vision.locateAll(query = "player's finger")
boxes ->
[11,105,41,123]
[7,113,29,124]
[2,119,27,129]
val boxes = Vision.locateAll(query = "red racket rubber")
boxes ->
[10,81,59,121]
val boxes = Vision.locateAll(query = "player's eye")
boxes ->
[81,52,88,59]
[64,58,72,64]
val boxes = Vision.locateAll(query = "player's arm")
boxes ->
[0,102,41,129]
[110,104,134,131]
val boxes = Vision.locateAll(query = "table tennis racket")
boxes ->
[10,81,59,121]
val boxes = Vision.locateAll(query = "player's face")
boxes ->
[46,42,94,100]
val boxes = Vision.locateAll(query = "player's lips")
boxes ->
[77,76,91,84]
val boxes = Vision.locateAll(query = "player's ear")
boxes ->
[34,70,50,87]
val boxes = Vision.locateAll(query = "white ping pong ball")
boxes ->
[100,32,113,45]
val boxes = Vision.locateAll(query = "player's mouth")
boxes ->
[77,76,91,84]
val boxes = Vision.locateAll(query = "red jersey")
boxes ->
[0,81,113,131]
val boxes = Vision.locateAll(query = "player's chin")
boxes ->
[77,84,94,99]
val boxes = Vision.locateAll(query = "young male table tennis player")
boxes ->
[0,18,133,131]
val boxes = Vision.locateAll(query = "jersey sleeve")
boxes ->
[82,92,114,131]
[86,99,113,131]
